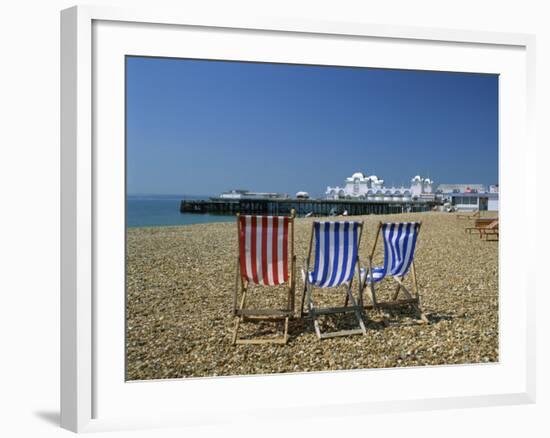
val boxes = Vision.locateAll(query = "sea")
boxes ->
[127,195,235,228]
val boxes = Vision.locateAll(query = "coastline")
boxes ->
[126,211,498,380]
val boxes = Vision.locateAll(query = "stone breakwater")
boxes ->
[126,212,498,380]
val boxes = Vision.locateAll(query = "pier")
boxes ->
[180,198,438,216]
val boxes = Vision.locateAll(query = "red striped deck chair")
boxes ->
[232,210,296,345]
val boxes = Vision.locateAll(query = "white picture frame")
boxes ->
[60,4,536,433]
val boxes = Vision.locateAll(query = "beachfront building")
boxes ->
[326,172,434,202]
[437,183,486,194]
[436,184,499,211]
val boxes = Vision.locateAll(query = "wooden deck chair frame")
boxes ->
[465,219,499,238]
[456,209,480,220]
[480,223,499,241]
[362,221,428,323]
[231,210,296,345]
[300,221,367,340]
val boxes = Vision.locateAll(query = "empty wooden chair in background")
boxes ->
[456,209,480,220]
[480,222,499,241]
[465,219,499,239]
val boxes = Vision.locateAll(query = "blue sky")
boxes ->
[126,57,498,197]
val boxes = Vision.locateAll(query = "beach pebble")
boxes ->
[126,212,499,380]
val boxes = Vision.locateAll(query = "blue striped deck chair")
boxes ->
[300,221,367,340]
[359,222,428,322]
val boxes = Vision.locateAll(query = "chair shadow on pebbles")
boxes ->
[366,303,454,327]
[229,306,455,343]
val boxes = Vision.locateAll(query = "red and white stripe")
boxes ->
[239,215,289,285]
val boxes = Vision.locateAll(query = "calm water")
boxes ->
[127,196,235,228]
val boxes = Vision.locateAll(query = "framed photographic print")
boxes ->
[61,4,536,433]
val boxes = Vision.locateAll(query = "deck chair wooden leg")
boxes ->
[233,258,240,316]
[364,257,379,308]
[394,278,428,323]
[232,284,248,344]
[302,223,315,318]
[313,316,322,339]
[413,303,428,323]
[367,281,389,325]
[369,282,379,308]
[394,279,412,298]
[300,281,308,318]
[346,287,367,335]
[391,282,422,319]
[362,279,385,322]
[306,282,313,316]
[387,281,405,324]
[287,287,293,315]
[355,263,364,308]
[232,317,241,345]
[308,288,322,339]
[241,289,249,317]
[412,261,420,300]
[289,256,296,314]
[415,297,429,323]
[364,284,375,305]
[343,276,353,307]
[232,285,245,344]
[411,262,428,322]
[391,280,402,301]
[307,285,323,340]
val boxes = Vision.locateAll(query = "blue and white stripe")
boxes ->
[363,222,420,283]
[307,221,360,288]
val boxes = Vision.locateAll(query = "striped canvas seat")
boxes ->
[360,221,428,322]
[361,222,420,284]
[232,212,296,345]
[239,215,290,286]
[301,220,367,339]
[307,221,361,288]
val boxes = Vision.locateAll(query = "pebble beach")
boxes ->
[126,212,498,380]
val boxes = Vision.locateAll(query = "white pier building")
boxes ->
[326,172,434,202]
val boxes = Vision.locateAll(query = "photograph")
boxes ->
[125,56,499,380]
